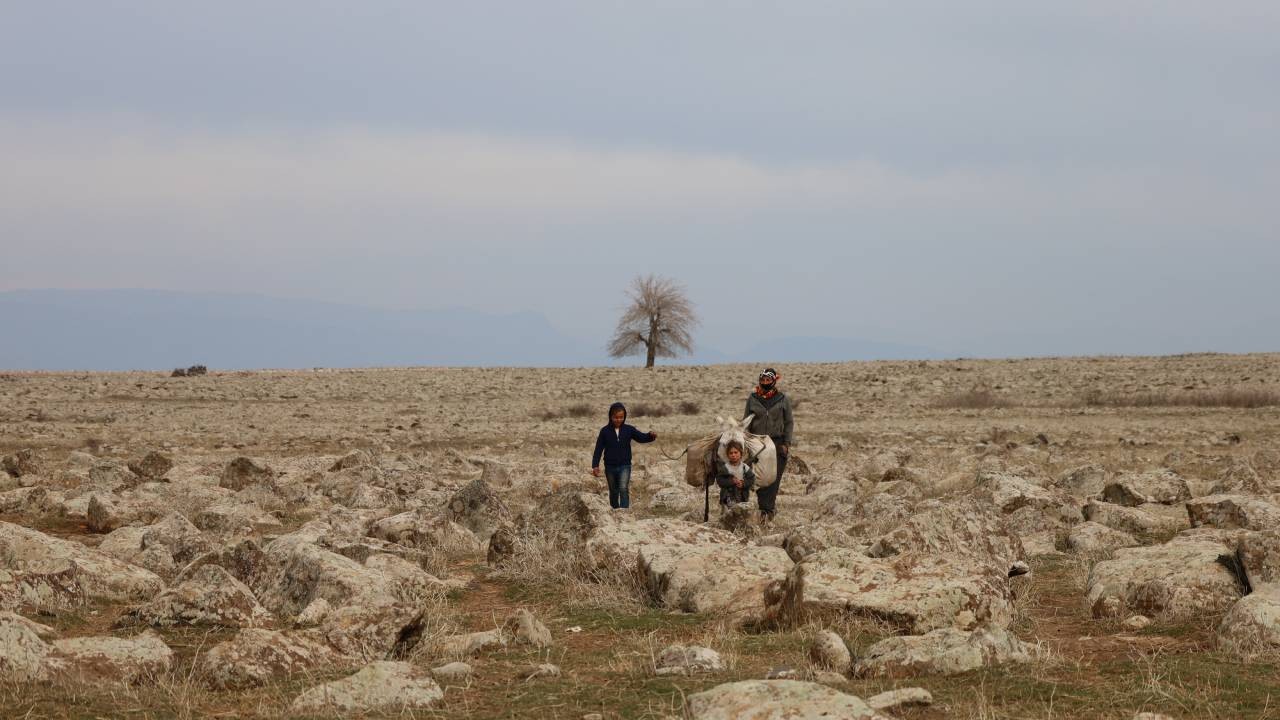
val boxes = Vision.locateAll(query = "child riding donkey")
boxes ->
[715,439,756,507]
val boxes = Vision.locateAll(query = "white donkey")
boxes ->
[713,414,778,489]
[681,414,779,522]
[683,415,778,488]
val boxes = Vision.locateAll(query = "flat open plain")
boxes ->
[2,354,1279,719]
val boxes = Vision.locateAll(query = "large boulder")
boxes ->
[0,612,57,681]
[1238,530,1280,588]
[340,483,402,512]
[127,452,174,482]
[318,603,428,660]
[200,628,352,689]
[446,477,510,540]
[0,565,85,612]
[51,631,174,683]
[1099,470,1190,507]
[854,626,1032,677]
[589,517,729,564]
[639,543,793,614]
[1066,522,1140,555]
[489,489,614,559]
[193,500,282,535]
[781,525,858,563]
[132,565,272,628]
[649,485,698,513]
[174,538,268,588]
[1217,582,1280,658]
[476,459,513,487]
[142,512,212,567]
[290,661,443,714]
[867,498,1025,574]
[975,471,1062,514]
[97,512,211,579]
[0,521,163,606]
[178,529,446,658]
[298,511,380,543]
[1210,460,1277,495]
[1085,535,1244,618]
[1055,464,1108,497]
[2,450,40,478]
[97,526,176,577]
[246,534,445,619]
[318,466,393,509]
[86,492,164,533]
[0,486,59,515]
[329,450,373,472]
[841,491,919,539]
[1187,495,1280,532]
[1,615,174,685]
[1084,500,1188,538]
[489,490,756,599]
[219,457,276,491]
[685,680,888,720]
[318,535,438,576]
[369,510,482,554]
[87,462,137,492]
[770,548,1013,634]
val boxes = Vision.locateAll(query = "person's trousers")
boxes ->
[604,464,632,509]
[756,446,788,516]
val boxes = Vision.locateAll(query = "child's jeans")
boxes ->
[604,464,632,509]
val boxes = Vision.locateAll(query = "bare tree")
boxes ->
[608,274,698,368]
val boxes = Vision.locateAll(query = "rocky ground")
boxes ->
[1,354,1279,719]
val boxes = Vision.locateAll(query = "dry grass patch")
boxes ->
[629,401,702,418]
[489,515,648,613]
[933,389,1016,409]
[540,402,594,421]
[1079,388,1280,408]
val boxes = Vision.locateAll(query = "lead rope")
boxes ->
[706,471,716,520]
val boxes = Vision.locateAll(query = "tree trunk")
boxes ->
[645,316,659,368]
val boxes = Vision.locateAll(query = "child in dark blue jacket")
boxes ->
[590,402,657,509]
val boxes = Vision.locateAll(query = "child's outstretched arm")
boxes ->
[632,426,656,443]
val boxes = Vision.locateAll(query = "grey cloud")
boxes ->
[1,2,1277,360]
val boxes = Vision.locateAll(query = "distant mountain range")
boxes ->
[0,289,943,370]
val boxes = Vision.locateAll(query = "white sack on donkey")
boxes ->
[683,414,777,490]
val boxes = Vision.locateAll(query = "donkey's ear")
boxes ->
[741,414,755,429]
[715,415,726,426]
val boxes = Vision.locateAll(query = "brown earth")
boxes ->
[1,354,1279,718]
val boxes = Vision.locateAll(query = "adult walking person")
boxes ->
[744,368,793,522]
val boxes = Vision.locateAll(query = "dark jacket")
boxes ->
[715,459,755,504]
[591,402,655,468]
[744,390,794,446]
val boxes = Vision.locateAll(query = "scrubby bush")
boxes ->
[629,403,671,418]
[170,364,208,378]
[540,403,594,421]
[934,389,1014,409]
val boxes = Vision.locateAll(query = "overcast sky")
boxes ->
[2,1,1277,359]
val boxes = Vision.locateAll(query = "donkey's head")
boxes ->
[714,415,755,461]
